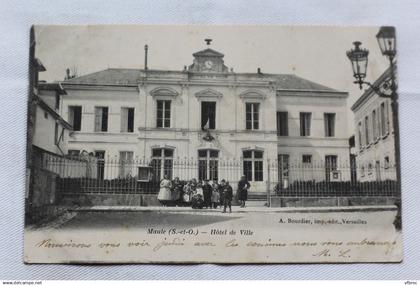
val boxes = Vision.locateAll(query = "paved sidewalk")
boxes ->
[72,204,397,213]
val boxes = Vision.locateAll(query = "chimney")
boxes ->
[144,44,148,70]
[257,67,262,74]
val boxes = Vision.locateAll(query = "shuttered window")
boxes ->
[324,113,335,137]
[300,112,311,136]
[277,112,288,136]
[121,107,134,132]
[94,107,108,132]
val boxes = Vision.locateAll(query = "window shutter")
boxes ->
[94,107,102,132]
[324,114,328,137]
[306,113,311,136]
[120,108,128,132]
[300,113,304,136]
[68,107,74,126]
[253,103,259,130]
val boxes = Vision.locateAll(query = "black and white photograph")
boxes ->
[24,25,402,263]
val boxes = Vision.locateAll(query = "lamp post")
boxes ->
[346,26,400,187]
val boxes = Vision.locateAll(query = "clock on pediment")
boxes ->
[188,40,229,73]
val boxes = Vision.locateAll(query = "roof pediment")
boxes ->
[239,89,267,100]
[150,87,180,98]
[195,88,223,99]
[193,48,224,58]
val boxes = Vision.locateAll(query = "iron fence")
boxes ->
[36,155,400,197]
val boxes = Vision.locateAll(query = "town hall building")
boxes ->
[59,42,350,192]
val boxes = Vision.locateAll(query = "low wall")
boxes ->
[59,193,399,208]
[26,167,60,224]
[31,168,58,207]
[270,196,400,208]
[59,193,161,207]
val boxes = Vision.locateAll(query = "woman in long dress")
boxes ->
[158,175,172,206]
[171,177,182,206]
[192,180,204,209]
[182,180,193,205]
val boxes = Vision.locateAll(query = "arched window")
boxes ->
[243,150,263,181]
[198,149,219,181]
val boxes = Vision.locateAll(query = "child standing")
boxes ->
[211,184,220,209]
[221,180,233,213]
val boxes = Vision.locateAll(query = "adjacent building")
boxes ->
[59,44,350,192]
[351,67,397,182]
[35,82,71,156]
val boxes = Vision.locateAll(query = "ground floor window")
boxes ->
[151,148,173,181]
[243,150,263,181]
[95,150,105,180]
[375,160,381,181]
[119,151,134,178]
[198,149,219,181]
[68,149,80,157]
[325,155,337,182]
[278,154,289,182]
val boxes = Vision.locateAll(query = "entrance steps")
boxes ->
[246,192,269,207]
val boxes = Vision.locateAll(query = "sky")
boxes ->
[34,25,391,131]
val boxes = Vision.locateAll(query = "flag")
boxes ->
[203,117,210,130]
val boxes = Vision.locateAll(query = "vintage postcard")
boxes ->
[24,25,402,263]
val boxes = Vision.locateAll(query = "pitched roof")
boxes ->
[274,74,338,92]
[63,68,143,85]
[34,95,72,130]
[62,68,341,92]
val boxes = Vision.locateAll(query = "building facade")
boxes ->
[59,46,350,192]
[351,67,397,182]
[35,82,71,156]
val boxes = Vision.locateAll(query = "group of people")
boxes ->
[157,175,251,212]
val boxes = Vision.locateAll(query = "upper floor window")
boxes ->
[201,101,216,130]
[243,150,263,181]
[55,93,60,110]
[54,122,59,144]
[358,121,363,149]
[324,113,336,137]
[300,112,311,137]
[68,106,82,131]
[372,109,378,140]
[277,112,288,136]
[380,102,390,136]
[364,115,370,145]
[94,106,108,132]
[121,107,135,133]
[245,102,259,130]
[156,100,171,128]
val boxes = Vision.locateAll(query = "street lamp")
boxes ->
[346,26,400,187]
[346,41,369,90]
[376,26,396,60]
